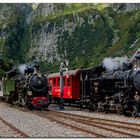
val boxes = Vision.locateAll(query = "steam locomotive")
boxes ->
[2,64,50,110]
[89,53,140,117]
[48,50,140,117]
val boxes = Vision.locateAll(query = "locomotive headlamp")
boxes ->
[134,92,140,101]
[95,87,98,90]
[27,91,32,96]
[37,73,41,77]
[95,87,98,93]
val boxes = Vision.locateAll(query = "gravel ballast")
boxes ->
[59,109,140,124]
[0,119,22,137]
[0,103,91,137]
[1,103,140,138]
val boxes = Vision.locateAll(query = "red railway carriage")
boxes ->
[47,69,81,101]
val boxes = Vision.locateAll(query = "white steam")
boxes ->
[18,64,27,74]
[103,56,128,71]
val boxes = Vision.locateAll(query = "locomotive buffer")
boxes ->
[59,60,69,110]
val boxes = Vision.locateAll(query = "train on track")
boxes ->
[0,48,140,117]
[0,64,50,110]
[48,49,140,117]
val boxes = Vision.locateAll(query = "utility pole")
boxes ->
[59,60,69,110]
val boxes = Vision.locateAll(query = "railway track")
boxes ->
[36,110,140,137]
[5,104,102,137]
[0,116,28,137]
[52,110,140,129]
[2,103,140,137]
[34,110,104,137]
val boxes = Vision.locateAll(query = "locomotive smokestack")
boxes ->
[33,64,39,74]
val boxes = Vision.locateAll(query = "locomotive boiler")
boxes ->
[2,64,50,110]
[89,54,140,117]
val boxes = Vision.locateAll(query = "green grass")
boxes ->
[105,10,140,57]
[33,4,109,26]
[0,16,17,29]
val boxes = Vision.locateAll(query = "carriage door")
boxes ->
[80,72,86,101]
[80,71,90,101]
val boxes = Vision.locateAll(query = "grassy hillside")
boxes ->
[1,3,140,74]
[22,4,140,72]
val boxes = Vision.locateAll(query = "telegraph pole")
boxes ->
[59,60,69,110]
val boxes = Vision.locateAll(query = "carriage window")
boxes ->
[58,78,60,86]
[67,77,71,86]
[53,78,56,86]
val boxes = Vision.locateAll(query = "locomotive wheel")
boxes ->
[97,102,105,112]
[116,107,123,115]
[69,102,71,106]
[88,103,96,112]
[131,105,138,117]
[116,105,123,115]
[26,100,34,111]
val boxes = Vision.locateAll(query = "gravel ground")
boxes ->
[49,105,140,137]
[0,119,21,137]
[58,109,140,124]
[0,103,92,137]
[1,103,140,138]
[47,113,128,137]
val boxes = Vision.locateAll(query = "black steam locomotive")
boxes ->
[2,64,50,110]
[89,54,140,117]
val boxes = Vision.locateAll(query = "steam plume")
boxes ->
[18,64,27,74]
[102,56,128,71]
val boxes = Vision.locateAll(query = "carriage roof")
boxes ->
[47,69,80,78]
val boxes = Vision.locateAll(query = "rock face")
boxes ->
[1,3,140,73]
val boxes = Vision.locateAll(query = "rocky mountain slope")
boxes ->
[0,3,140,74]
